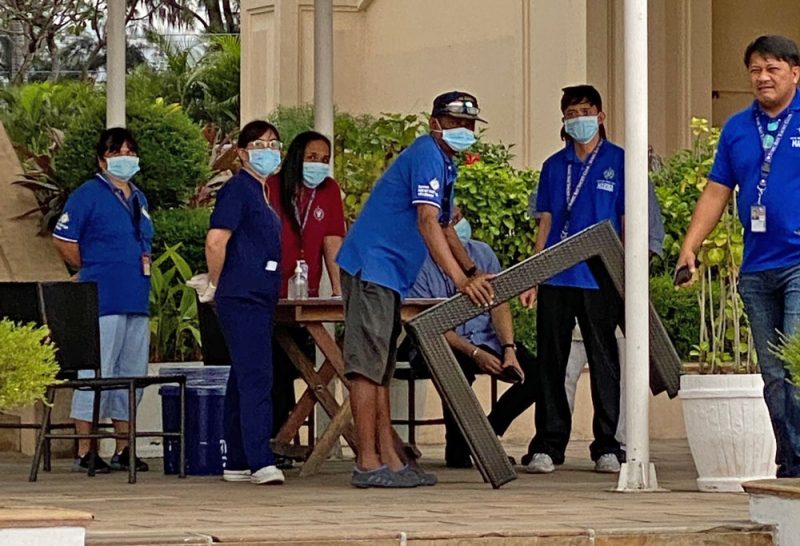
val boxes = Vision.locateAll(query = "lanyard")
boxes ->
[292,188,317,259]
[293,188,317,232]
[560,141,603,239]
[754,110,793,205]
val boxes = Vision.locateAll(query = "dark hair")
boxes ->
[237,119,280,148]
[559,84,608,142]
[279,131,331,232]
[744,35,800,67]
[96,127,138,160]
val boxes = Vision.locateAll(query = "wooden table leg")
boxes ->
[299,399,352,477]
[274,328,357,449]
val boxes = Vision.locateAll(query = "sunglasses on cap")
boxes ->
[439,99,481,117]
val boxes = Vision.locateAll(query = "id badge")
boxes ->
[751,205,767,233]
[142,254,151,276]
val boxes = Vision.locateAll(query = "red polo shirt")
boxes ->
[267,175,346,297]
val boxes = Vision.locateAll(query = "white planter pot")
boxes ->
[679,373,777,492]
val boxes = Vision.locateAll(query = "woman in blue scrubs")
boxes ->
[204,120,285,485]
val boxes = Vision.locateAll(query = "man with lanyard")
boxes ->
[409,207,537,469]
[53,127,153,473]
[337,91,495,488]
[520,85,625,475]
[677,35,800,478]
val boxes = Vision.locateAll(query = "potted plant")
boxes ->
[0,319,59,412]
[668,118,776,492]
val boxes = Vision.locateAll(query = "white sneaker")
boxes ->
[223,469,252,482]
[594,453,621,473]
[250,465,285,485]
[525,453,555,474]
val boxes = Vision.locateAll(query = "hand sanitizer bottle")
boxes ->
[288,260,308,300]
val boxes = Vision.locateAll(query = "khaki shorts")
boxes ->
[341,270,402,385]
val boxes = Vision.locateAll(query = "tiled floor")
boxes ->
[0,440,770,545]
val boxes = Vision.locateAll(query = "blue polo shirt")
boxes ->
[536,140,625,289]
[409,239,502,354]
[336,134,456,296]
[709,90,800,273]
[210,170,282,300]
[53,175,153,317]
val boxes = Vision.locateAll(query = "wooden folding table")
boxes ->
[272,298,441,476]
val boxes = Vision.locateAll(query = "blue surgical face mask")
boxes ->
[248,148,281,176]
[105,156,140,182]
[564,115,600,144]
[453,217,472,242]
[302,162,330,189]
[439,127,477,152]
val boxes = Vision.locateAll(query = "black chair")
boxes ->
[0,281,186,484]
[392,340,499,448]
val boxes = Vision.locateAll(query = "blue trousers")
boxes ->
[71,314,150,421]
[739,262,800,477]
[216,296,276,471]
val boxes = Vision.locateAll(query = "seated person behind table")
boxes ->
[267,131,346,449]
[408,207,538,468]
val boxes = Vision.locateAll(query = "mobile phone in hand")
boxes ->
[673,265,692,286]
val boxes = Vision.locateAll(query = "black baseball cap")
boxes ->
[431,91,486,122]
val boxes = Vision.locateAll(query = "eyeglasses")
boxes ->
[249,139,283,151]
[441,100,480,117]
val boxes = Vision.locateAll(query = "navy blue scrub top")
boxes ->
[210,170,282,300]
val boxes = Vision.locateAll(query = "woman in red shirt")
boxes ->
[267,131,346,298]
[267,131,346,458]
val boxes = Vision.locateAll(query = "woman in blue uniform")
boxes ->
[204,120,285,485]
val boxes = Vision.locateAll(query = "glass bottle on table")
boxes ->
[288,260,308,300]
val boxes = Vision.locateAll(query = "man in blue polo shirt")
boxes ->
[677,35,800,478]
[520,85,625,475]
[53,127,153,474]
[409,207,537,468]
[337,91,495,488]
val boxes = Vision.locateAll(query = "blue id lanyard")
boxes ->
[751,108,793,233]
[561,140,603,240]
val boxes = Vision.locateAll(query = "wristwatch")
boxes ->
[501,343,517,352]
[465,265,478,277]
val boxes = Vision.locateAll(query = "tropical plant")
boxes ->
[770,330,800,387]
[0,81,100,154]
[149,245,201,363]
[0,319,60,410]
[658,117,756,373]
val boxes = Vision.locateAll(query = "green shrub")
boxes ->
[0,81,102,154]
[456,143,539,267]
[152,208,211,274]
[770,330,800,386]
[649,273,700,361]
[0,319,60,410]
[510,300,537,354]
[55,99,210,209]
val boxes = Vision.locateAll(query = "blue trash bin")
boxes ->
[159,366,230,476]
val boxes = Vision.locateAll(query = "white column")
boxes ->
[313,0,339,451]
[106,0,126,128]
[616,0,658,491]
[314,0,334,146]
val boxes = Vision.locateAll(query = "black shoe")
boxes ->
[110,447,149,472]
[72,452,111,473]
[275,455,295,470]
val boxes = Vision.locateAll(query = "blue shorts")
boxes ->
[70,314,150,422]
